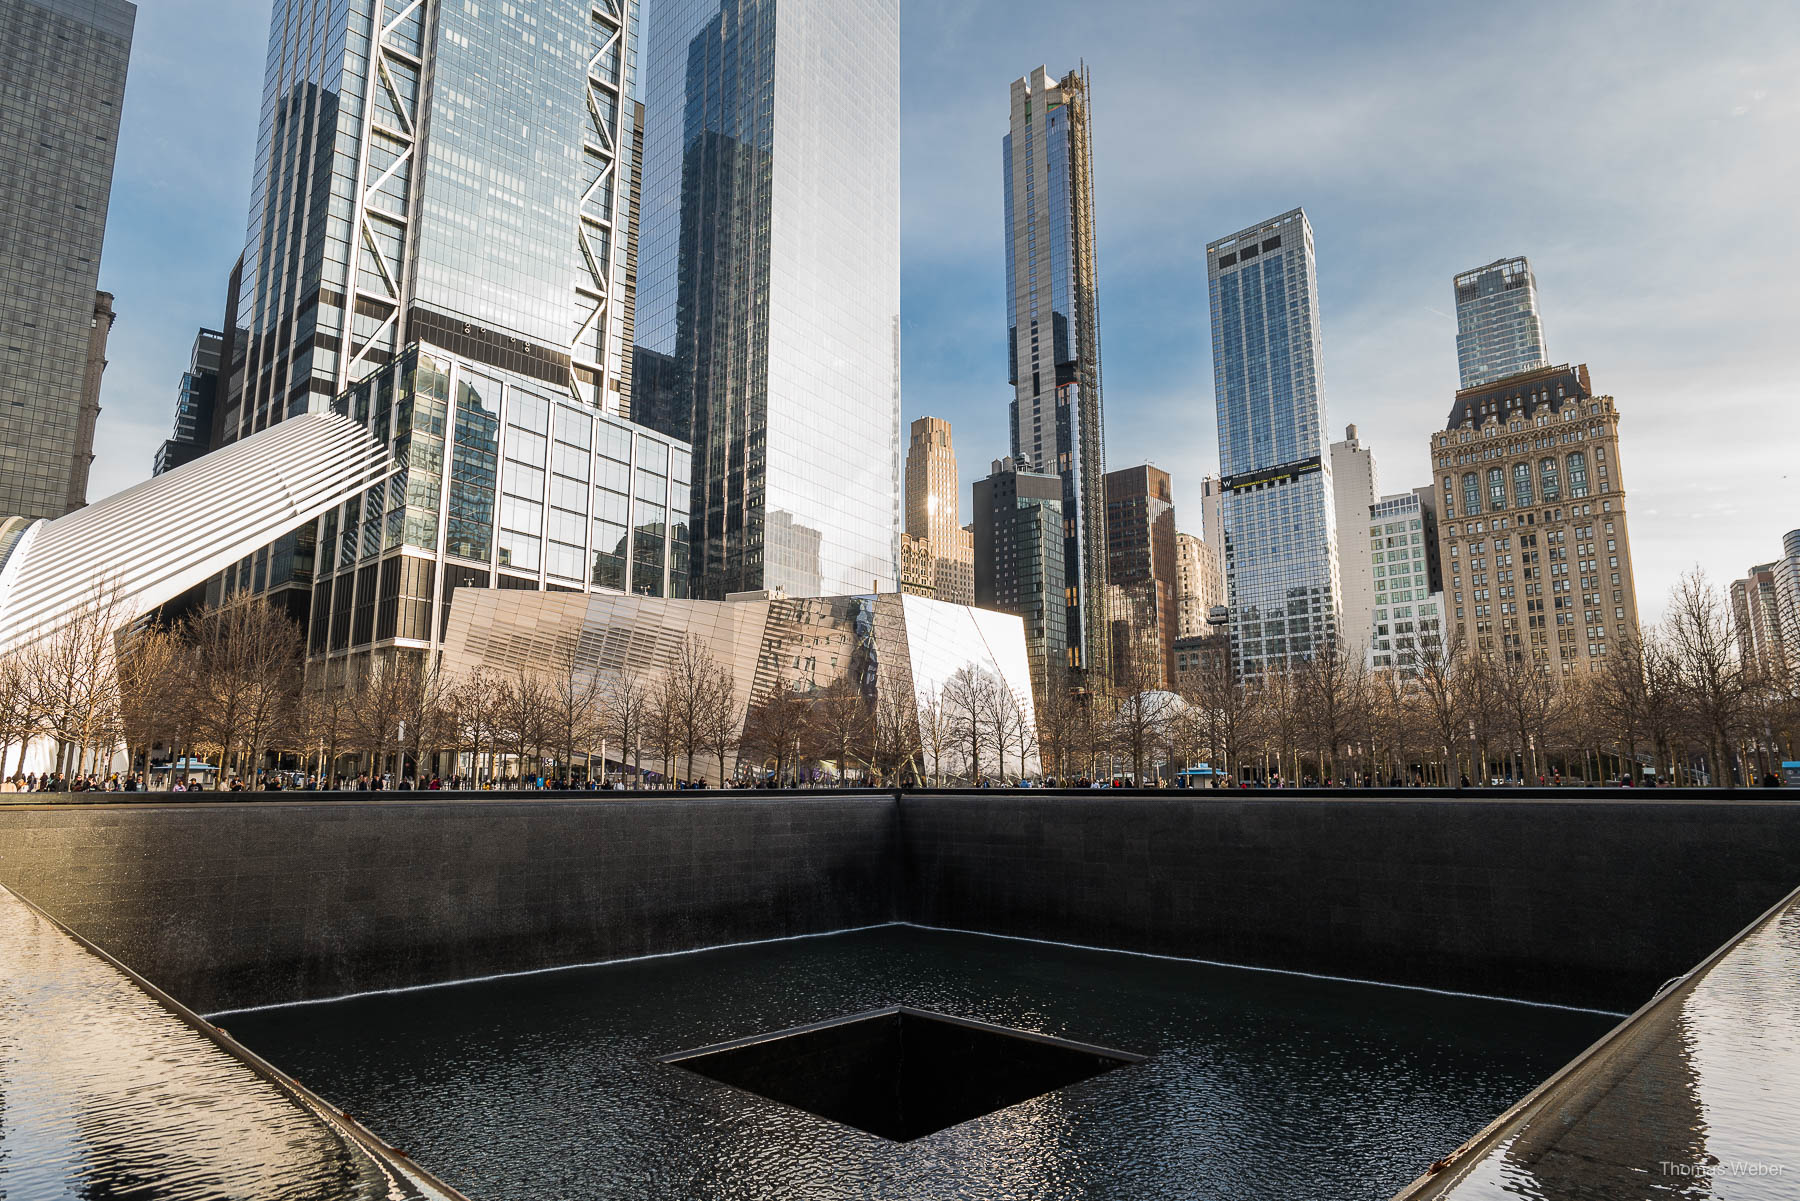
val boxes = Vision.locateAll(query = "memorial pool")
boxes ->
[224,926,1615,1201]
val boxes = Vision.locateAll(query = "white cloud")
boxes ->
[899,0,1800,621]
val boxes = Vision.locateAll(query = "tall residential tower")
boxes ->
[1207,209,1339,674]
[1328,424,1378,660]
[904,417,972,604]
[1454,256,1548,390]
[1003,65,1108,677]
[632,0,902,599]
[0,0,135,520]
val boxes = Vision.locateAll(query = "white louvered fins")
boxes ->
[0,414,394,654]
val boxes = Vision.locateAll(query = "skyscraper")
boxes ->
[1454,256,1548,390]
[153,329,224,476]
[1329,424,1378,661]
[974,457,1066,697]
[0,0,135,521]
[216,0,644,616]
[1173,532,1224,641]
[903,417,973,605]
[207,0,708,674]
[1775,531,1800,674]
[1732,562,1788,683]
[633,0,902,599]
[1207,209,1339,675]
[1003,65,1108,677]
[1430,363,1641,677]
[1103,465,1177,688]
[1367,491,1444,675]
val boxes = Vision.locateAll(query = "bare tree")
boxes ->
[498,668,552,786]
[698,662,742,786]
[295,675,357,785]
[543,636,607,783]
[667,636,720,782]
[942,666,997,784]
[741,677,811,786]
[914,685,953,786]
[605,665,654,787]
[1368,665,1420,785]
[345,656,410,783]
[0,649,40,782]
[1033,670,1084,783]
[811,681,873,785]
[1491,647,1563,783]
[185,598,304,787]
[449,666,508,786]
[646,669,681,785]
[1666,569,1755,786]
[1407,629,1464,785]
[1256,662,1304,784]
[1110,675,1168,786]
[114,624,184,778]
[1185,650,1256,786]
[1299,639,1370,784]
[28,581,133,778]
[870,684,920,785]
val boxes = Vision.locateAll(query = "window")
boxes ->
[1539,457,1560,501]
[1462,472,1481,516]
[1513,461,1534,507]
[1487,467,1506,510]
[1567,451,1589,497]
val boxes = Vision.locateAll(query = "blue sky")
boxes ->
[90,0,1799,620]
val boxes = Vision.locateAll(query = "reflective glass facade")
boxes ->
[1454,256,1547,390]
[220,0,639,610]
[1207,208,1340,674]
[1003,66,1107,674]
[633,0,901,600]
[0,0,134,521]
[152,329,223,476]
[309,342,690,667]
[973,458,1067,699]
[440,589,1039,778]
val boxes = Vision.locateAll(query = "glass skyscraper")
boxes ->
[1207,208,1340,675]
[217,0,644,614]
[0,0,134,521]
[1454,256,1548,390]
[152,328,224,476]
[632,0,902,599]
[1002,65,1108,676]
[212,0,700,672]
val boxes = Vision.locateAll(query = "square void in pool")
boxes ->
[659,1005,1146,1142]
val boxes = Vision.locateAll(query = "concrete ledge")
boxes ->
[1392,880,1800,1198]
[0,883,466,1199]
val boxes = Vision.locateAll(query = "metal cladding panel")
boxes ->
[439,589,1039,778]
[900,593,1039,740]
[0,414,393,653]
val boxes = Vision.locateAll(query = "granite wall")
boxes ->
[898,793,1800,1010]
[4,791,1799,1015]
[0,795,897,1013]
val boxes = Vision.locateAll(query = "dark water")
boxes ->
[224,927,1616,1201]
[0,886,443,1201]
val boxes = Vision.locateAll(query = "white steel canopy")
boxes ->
[0,413,393,655]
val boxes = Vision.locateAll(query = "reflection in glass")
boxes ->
[448,377,500,562]
[634,0,900,599]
